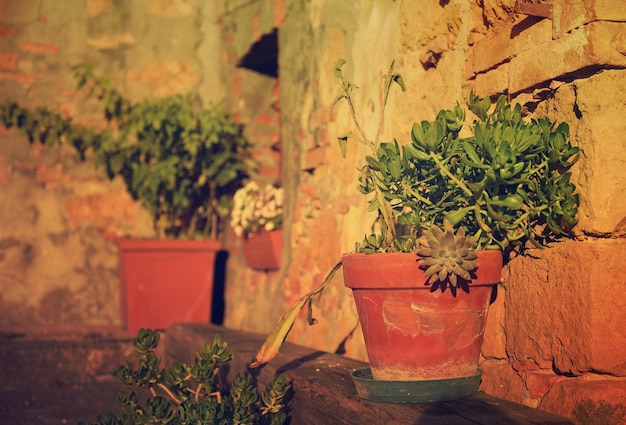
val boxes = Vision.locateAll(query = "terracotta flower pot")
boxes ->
[342,250,502,382]
[115,238,221,335]
[242,229,282,270]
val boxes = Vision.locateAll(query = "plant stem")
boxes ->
[401,181,434,206]
[194,383,202,402]
[429,151,474,198]
[157,383,182,404]
[343,92,376,154]
[208,391,222,404]
[374,61,396,146]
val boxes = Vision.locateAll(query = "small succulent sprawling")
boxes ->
[80,329,291,425]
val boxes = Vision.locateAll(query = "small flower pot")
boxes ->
[242,229,282,270]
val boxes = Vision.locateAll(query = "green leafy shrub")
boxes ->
[0,64,253,239]
[334,60,580,261]
[79,329,290,425]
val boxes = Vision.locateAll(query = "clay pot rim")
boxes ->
[114,237,221,252]
[341,250,503,289]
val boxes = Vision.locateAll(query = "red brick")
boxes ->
[0,154,5,184]
[250,131,280,145]
[253,112,279,126]
[525,371,564,399]
[0,71,37,86]
[273,0,285,27]
[231,69,242,95]
[18,42,59,54]
[315,127,332,147]
[301,145,329,170]
[310,105,335,128]
[0,52,18,70]
[257,165,280,181]
[272,81,280,99]
[34,163,69,187]
[65,191,141,229]
[298,182,319,200]
[252,13,260,42]
[0,24,18,38]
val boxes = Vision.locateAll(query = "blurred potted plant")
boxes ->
[250,60,580,403]
[231,181,284,270]
[0,64,253,334]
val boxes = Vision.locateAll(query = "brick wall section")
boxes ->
[0,0,205,328]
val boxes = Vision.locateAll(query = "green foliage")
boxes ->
[573,399,626,425]
[79,329,291,425]
[0,64,253,239]
[334,60,580,268]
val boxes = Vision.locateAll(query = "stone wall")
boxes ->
[220,0,626,422]
[467,3,626,420]
[1,0,625,422]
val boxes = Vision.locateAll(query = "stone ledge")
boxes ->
[0,325,134,389]
[469,20,626,96]
[506,238,626,377]
[165,323,575,425]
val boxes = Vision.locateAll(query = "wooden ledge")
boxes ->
[165,323,574,425]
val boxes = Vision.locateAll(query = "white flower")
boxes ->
[231,181,284,237]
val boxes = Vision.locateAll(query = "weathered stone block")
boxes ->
[505,238,626,377]
[471,19,552,74]
[482,284,507,360]
[85,0,114,18]
[471,63,510,98]
[570,69,626,235]
[540,375,626,423]
[554,0,626,38]
[480,359,528,404]
[0,0,40,24]
[471,17,626,96]
[510,22,626,94]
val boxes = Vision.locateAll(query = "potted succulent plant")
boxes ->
[0,64,253,335]
[231,181,284,270]
[250,60,580,403]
